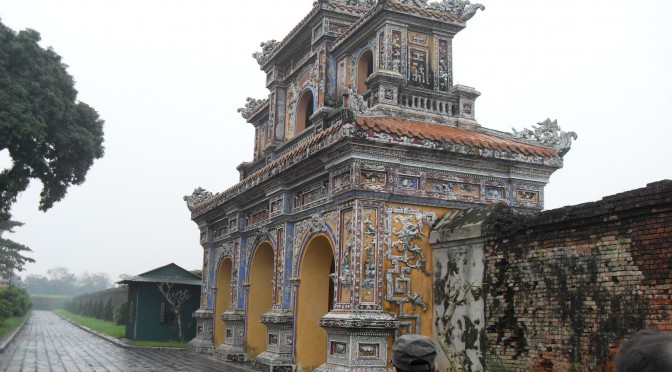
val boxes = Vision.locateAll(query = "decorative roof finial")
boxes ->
[237,97,267,119]
[397,0,485,21]
[184,187,214,211]
[252,40,279,65]
[512,119,578,156]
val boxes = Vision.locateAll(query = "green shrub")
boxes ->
[115,301,129,326]
[0,287,31,324]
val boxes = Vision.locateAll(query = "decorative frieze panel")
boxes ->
[436,37,452,91]
[425,173,481,203]
[270,198,283,218]
[246,208,270,230]
[513,182,544,208]
[378,31,386,70]
[385,206,436,336]
[398,175,419,189]
[409,47,430,88]
[293,179,330,212]
[273,229,285,307]
[201,249,209,307]
[229,217,238,234]
[339,208,355,305]
[485,185,505,201]
[332,169,352,194]
[360,208,377,304]
[389,29,404,73]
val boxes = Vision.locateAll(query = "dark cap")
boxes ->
[391,334,437,371]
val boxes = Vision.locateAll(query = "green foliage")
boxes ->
[114,301,129,326]
[0,19,105,223]
[0,287,31,324]
[0,221,35,275]
[30,294,71,311]
[127,339,188,348]
[103,298,114,322]
[55,309,124,339]
[0,311,30,339]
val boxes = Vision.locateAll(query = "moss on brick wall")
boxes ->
[483,181,672,371]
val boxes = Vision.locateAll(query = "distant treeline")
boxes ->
[24,267,113,296]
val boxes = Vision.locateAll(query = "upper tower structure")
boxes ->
[186,1,575,371]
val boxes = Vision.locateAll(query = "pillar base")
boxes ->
[252,308,294,372]
[214,343,248,363]
[316,311,398,371]
[188,308,214,353]
[215,309,249,361]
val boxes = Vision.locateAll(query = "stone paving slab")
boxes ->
[0,311,248,371]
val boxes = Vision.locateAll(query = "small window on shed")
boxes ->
[160,302,176,325]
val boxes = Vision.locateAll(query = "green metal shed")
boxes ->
[118,263,201,342]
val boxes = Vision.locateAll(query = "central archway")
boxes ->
[295,235,335,371]
[246,242,274,358]
[214,258,232,346]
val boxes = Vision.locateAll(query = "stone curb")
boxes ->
[0,313,30,353]
[55,313,187,351]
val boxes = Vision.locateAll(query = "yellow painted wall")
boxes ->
[214,258,232,346]
[295,235,334,371]
[247,243,274,358]
[383,202,449,338]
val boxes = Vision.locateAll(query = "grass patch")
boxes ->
[55,309,125,339]
[0,311,30,339]
[127,340,188,348]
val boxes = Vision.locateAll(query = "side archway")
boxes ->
[356,49,374,94]
[246,242,274,358]
[294,89,315,135]
[295,234,335,371]
[214,257,232,346]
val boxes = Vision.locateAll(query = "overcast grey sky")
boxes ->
[1,0,670,283]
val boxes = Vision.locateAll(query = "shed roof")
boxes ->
[117,263,201,286]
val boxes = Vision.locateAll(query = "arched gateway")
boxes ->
[185,1,571,371]
[295,235,335,371]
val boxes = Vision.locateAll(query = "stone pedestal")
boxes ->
[252,308,294,372]
[214,309,248,362]
[188,308,214,353]
[315,311,398,372]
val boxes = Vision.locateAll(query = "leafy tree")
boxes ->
[77,272,111,293]
[46,267,77,295]
[0,19,105,223]
[0,220,34,275]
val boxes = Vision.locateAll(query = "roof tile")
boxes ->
[355,116,556,157]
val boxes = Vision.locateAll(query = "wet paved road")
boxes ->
[0,311,247,371]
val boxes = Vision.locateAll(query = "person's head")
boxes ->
[391,334,438,372]
[615,329,672,372]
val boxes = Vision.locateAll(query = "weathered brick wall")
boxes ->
[484,180,672,371]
